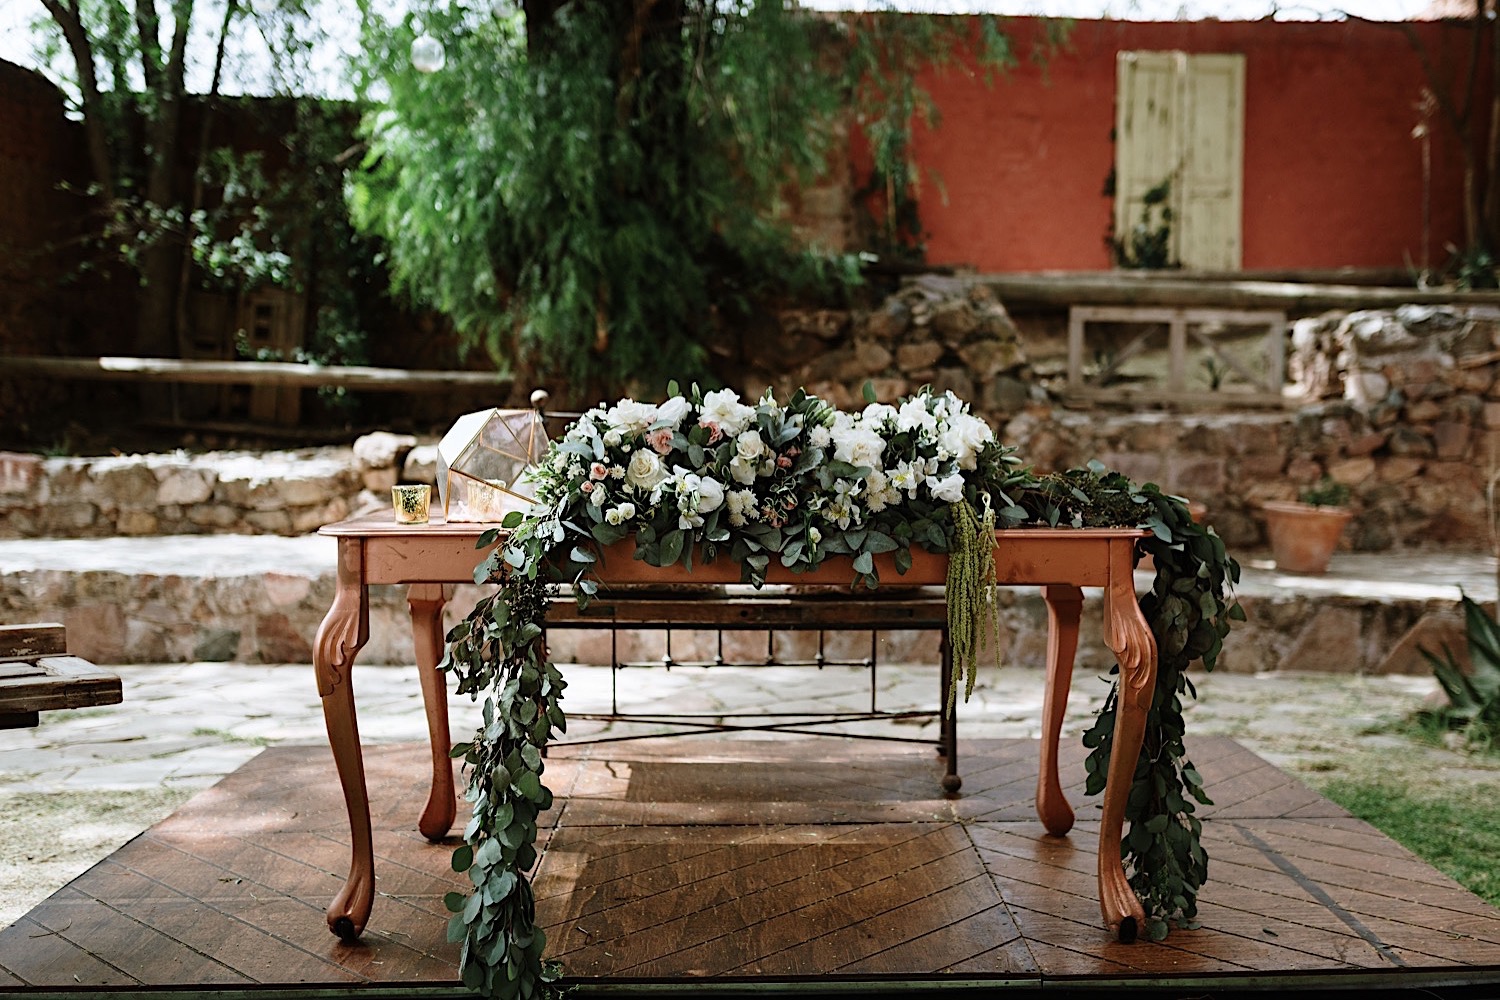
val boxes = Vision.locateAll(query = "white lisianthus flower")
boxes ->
[890,460,924,498]
[938,412,994,471]
[604,502,636,525]
[606,399,658,437]
[625,449,669,490]
[807,526,822,546]
[699,389,756,437]
[808,425,832,449]
[670,469,724,529]
[896,396,938,437]
[831,425,886,470]
[603,429,622,447]
[590,486,608,507]
[928,471,967,504]
[696,475,725,513]
[729,429,770,485]
[655,395,692,429]
[822,480,862,530]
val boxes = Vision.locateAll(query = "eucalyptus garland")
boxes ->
[440,522,566,998]
[1011,463,1243,942]
[440,392,1241,996]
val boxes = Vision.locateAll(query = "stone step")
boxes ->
[0,536,1492,676]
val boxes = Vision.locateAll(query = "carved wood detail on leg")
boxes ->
[1038,584,1083,836]
[1097,538,1158,942]
[410,583,456,842]
[315,537,374,942]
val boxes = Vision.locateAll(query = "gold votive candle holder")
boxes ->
[391,484,431,524]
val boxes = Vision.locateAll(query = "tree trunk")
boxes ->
[1486,14,1500,251]
[38,0,115,199]
[136,0,191,360]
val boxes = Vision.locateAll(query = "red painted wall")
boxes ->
[872,17,1475,273]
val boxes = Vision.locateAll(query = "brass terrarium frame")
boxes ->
[436,406,550,522]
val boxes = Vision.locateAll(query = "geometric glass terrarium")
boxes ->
[436,408,550,522]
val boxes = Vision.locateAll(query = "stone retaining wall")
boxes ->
[3,295,1497,555]
[0,447,385,539]
[1000,305,1500,553]
[0,557,1466,677]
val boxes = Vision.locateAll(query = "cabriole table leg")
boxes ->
[1097,538,1158,942]
[315,538,374,942]
[410,583,456,841]
[1037,584,1083,836]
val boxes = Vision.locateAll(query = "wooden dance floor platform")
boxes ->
[4,737,1500,997]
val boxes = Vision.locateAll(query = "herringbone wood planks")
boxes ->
[2,737,1500,992]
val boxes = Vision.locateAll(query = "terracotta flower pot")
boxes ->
[1259,500,1353,574]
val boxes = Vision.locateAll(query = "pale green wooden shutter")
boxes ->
[1115,51,1244,270]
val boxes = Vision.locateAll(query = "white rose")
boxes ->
[655,395,692,429]
[938,412,993,471]
[927,471,967,504]
[860,402,897,430]
[831,425,886,470]
[897,396,938,437]
[735,429,768,461]
[625,449,668,490]
[606,399,658,437]
[699,388,756,437]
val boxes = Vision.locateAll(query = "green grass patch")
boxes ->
[1317,777,1500,908]
[190,727,271,746]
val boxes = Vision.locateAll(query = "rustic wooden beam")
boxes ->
[0,623,66,661]
[0,355,511,392]
[984,272,1500,312]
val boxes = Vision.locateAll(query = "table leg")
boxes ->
[409,583,456,841]
[1097,538,1158,942]
[315,538,373,943]
[1037,584,1083,836]
[939,633,960,794]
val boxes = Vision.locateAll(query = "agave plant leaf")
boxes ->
[1460,593,1500,700]
[1418,641,1483,714]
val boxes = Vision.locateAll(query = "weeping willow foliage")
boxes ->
[348,3,1052,391]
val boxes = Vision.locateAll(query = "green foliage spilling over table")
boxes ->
[441,386,1241,997]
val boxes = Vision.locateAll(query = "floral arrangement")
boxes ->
[533,382,1019,576]
[440,384,1241,999]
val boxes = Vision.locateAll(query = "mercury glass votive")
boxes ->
[392,484,432,524]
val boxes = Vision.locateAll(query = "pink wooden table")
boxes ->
[312,512,1156,943]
